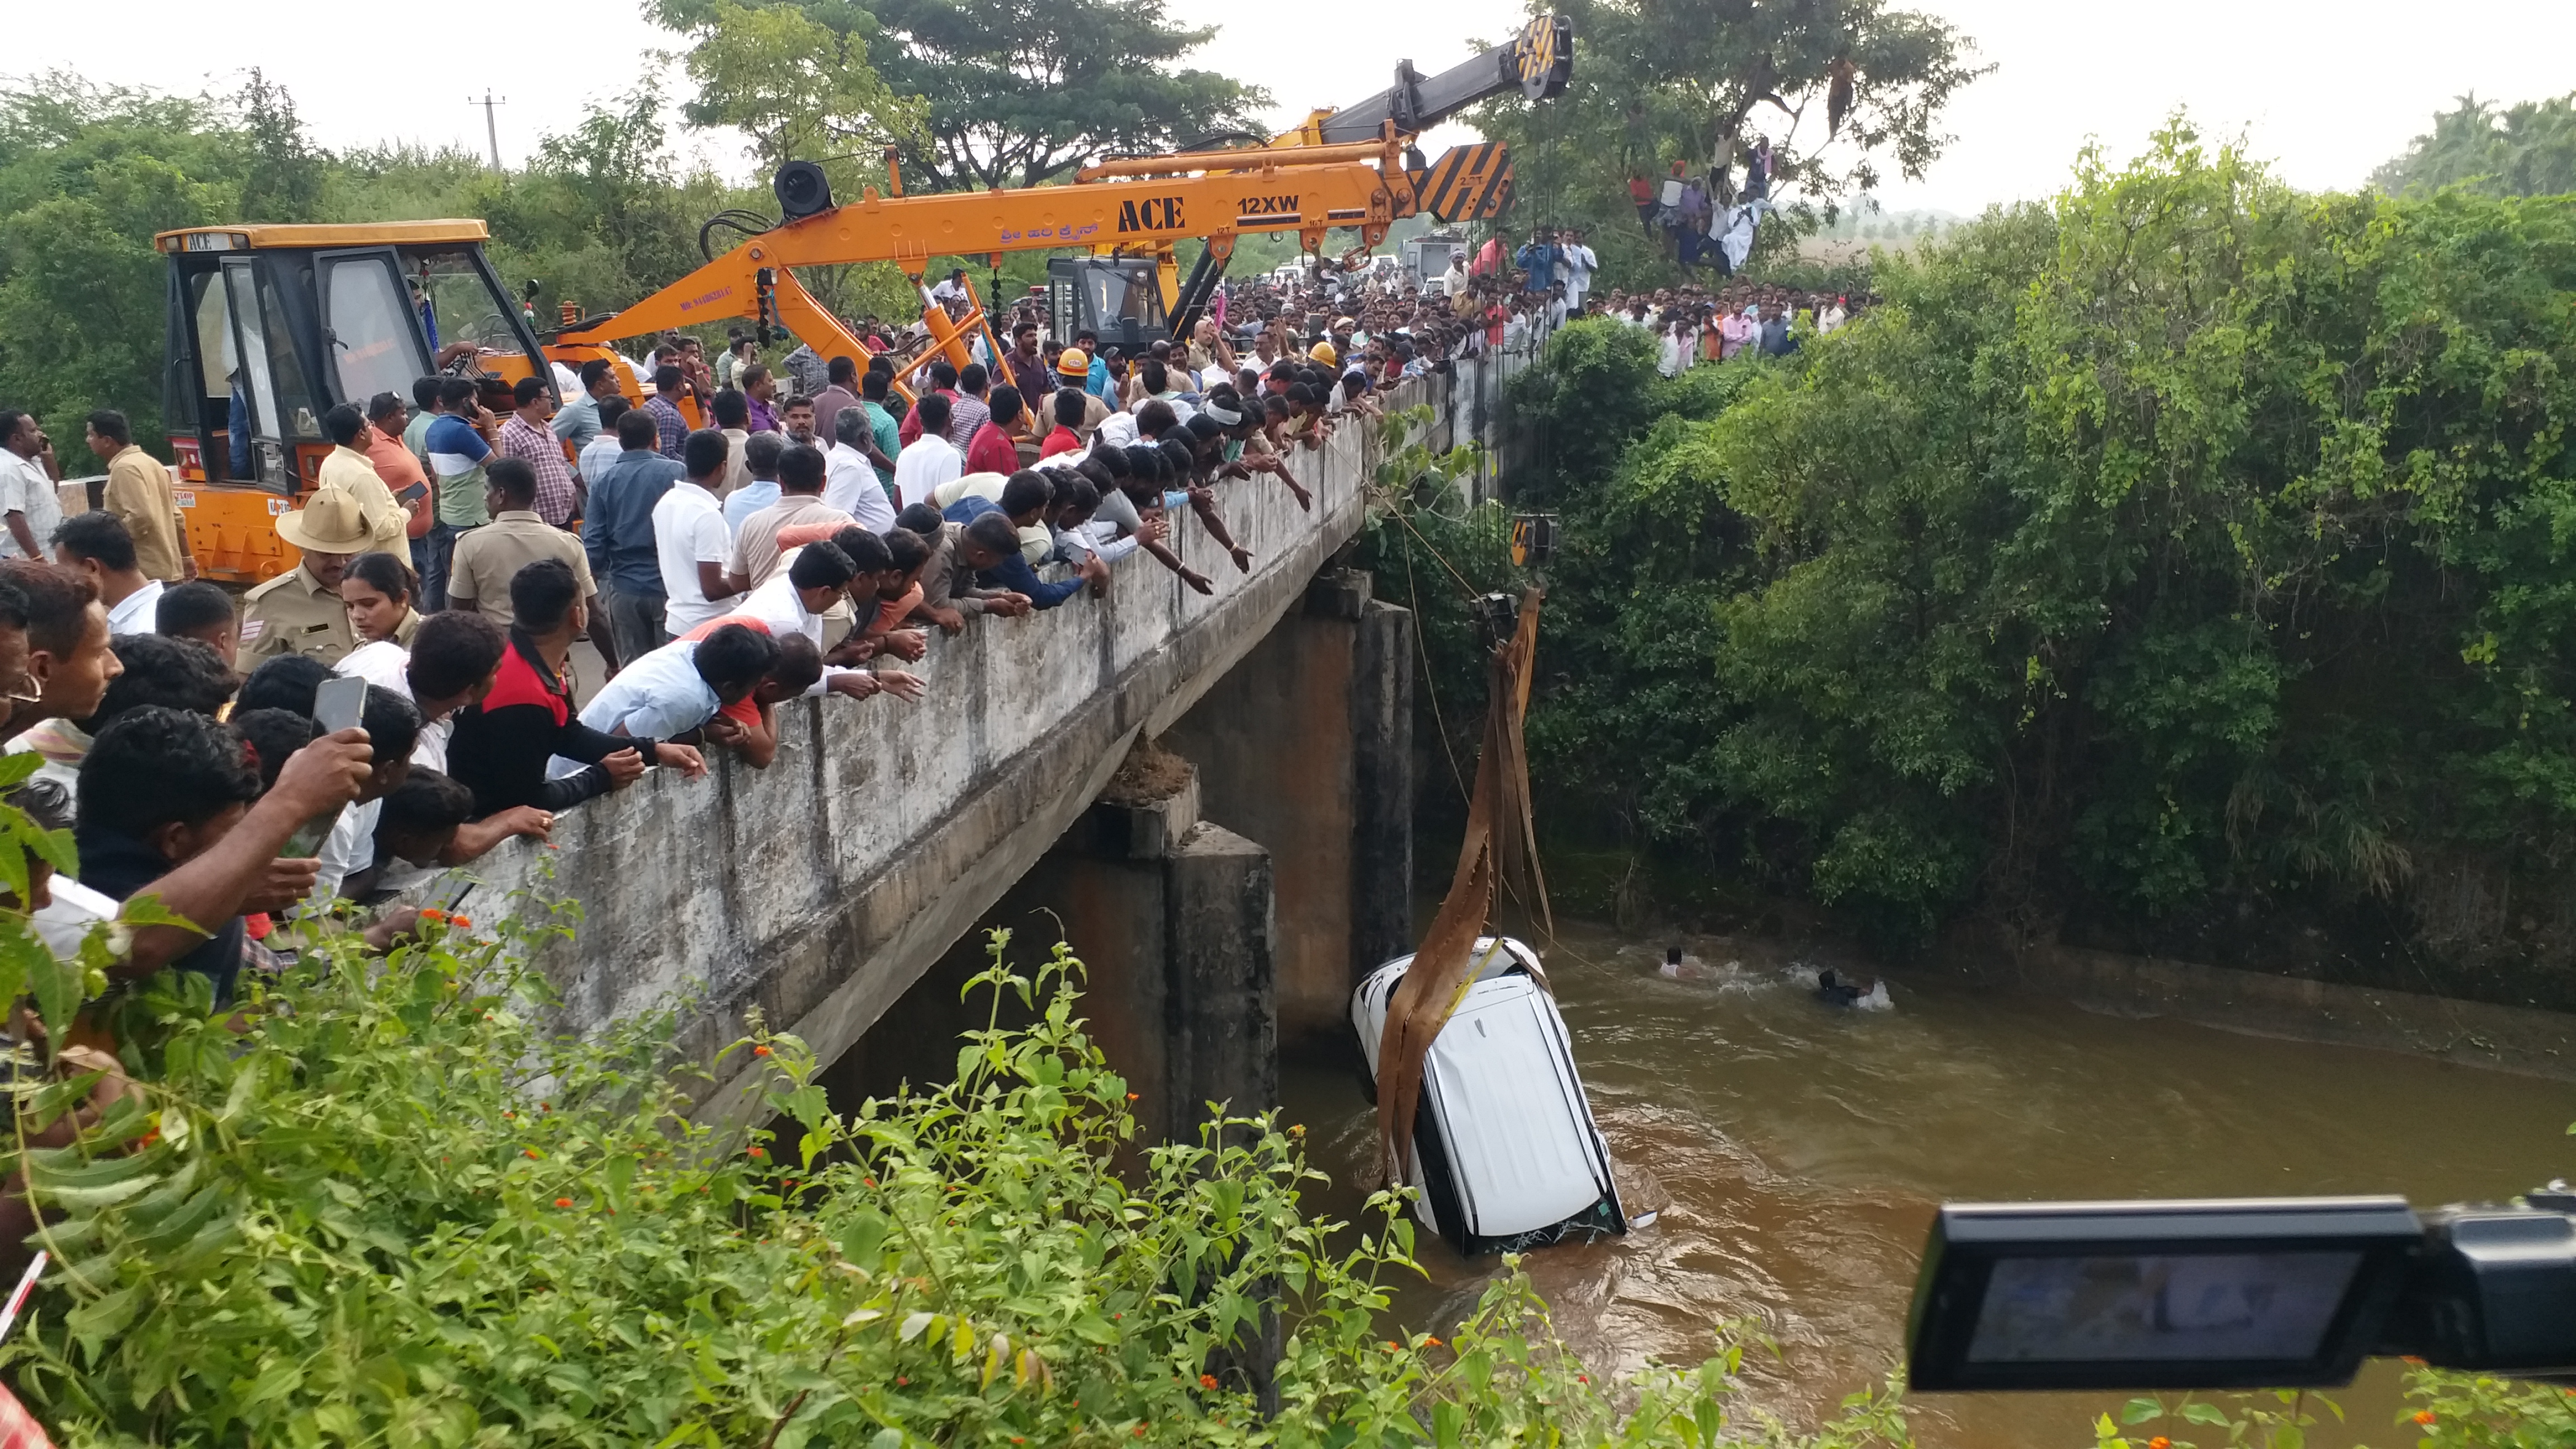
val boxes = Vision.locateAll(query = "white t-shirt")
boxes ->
[891,434,960,513]
[825,443,897,531]
[0,452,61,561]
[31,876,117,960]
[335,641,447,771]
[107,579,163,636]
[652,481,733,634]
[728,571,868,698]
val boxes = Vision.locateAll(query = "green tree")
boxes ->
[649,0,1265,193]
[1384,121,2576,994]
[651,0,925,178]
[1472,0,1987,290]
[2373,91,2576,198]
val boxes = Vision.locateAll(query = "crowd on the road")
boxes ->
[0,278,1504,1018]
[0,212,1871,1025]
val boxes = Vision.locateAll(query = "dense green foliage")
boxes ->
[2373,92,2576,200]
[1468,0,1985,290]
[0,73,766,475]
[0,882,1926,1447]
[1375,123,2576,996]
[646,0,1265,193]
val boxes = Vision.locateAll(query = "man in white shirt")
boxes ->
[891,394,963,512]
[50,512,160,635]
[825,408,898,531]
[654,430,741,637]
[547,624,776,778]
[1554,230,1597,314]
[0,409,65,561]
[717,534,912,702]
[1819,296,1849,335]
[1440,253,1470,300]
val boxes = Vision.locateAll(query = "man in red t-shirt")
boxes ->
[964,385,1026,476]
[1038,388,1086,459]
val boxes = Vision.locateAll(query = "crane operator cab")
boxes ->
[154,221,554,582]
[1047,256,1175,354]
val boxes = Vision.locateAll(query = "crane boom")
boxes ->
[546,19,1574,386]
[1286,15,1573,146]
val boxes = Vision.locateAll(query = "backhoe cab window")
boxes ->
[409,251,519,358]
[324,255,430,404]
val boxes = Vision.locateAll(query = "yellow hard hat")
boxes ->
[1057,347,1091,378]
[1309,340,1338,367]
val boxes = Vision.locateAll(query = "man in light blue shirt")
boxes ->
[551,359,621,457]
[722,432,785,537]
[546,623,777,778]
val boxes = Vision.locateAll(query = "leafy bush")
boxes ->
[0,885,1913,1448]
[1394,124,2576,989]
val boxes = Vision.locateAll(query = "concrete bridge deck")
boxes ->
[461,352,1521,1121]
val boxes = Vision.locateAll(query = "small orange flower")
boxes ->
[2148,1438,2170,1449]
[897,1376,909,1386]
[555,1197,573,1208]
[1126,1092,1140,1101]
[502,1110,514,1119]
[1133,1428,1145,1439]
[1576,1374,1589,1384]
[539,1102,550,1112]
[749,1146,766,1159]
[419,908,448,924]
[451,915,472,929]
[863,1176,877,1187]
[754,1044,772,1057]
[1199,1374,1219,1390]
[2416,1410,2437,1425]
[524,1149,539,1159]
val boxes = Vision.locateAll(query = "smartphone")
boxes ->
[283,676,370,859]
[314,675,367,735]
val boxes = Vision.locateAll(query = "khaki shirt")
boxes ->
[102,446,189,583]
[728,496,851,588]
[317,446,410,557]
[445,510,598,623]
[240,562,354,666]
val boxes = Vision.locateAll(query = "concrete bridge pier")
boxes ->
[822,567,1415,1145]
[1164,568,1416,1053]
[817,759,1277,1147]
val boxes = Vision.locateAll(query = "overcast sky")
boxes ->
[11,0,2575,214]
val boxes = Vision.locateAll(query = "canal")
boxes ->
[1280,916,2576,1447]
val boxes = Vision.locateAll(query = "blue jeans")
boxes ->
[422,522,470,612]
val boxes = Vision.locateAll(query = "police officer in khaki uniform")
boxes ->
[241,484,375,667]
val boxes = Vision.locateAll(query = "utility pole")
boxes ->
[467,91,507,173]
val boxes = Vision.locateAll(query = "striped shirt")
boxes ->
[500,413,579,526]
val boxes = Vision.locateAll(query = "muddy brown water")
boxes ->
[1278,916,2576,1447]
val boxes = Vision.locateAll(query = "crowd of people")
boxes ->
[0,285,1508,1012]
[0,222,1869,1014]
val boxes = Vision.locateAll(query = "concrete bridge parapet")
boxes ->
[462,348,1524,1122]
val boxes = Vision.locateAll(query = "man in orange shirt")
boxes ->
[362,391,432,548]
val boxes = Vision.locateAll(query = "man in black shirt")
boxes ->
[446,560,704,818]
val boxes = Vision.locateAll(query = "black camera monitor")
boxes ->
[1906,1197,2425,1392]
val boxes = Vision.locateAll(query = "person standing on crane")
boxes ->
[930,268,972,318]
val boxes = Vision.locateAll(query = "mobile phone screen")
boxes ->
[313,675,367,735]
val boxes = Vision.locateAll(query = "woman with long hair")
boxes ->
[340,551,422,648]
